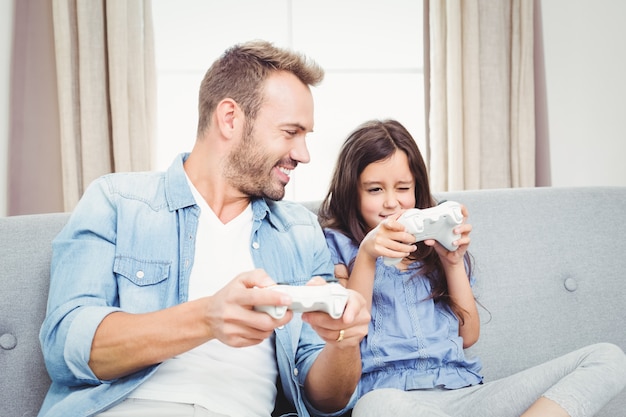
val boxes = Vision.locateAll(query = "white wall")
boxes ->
[541,0,626,187]
[153,0,626,202]
[1,1,625,217]
[152,0,425,202]
[0,0,14,216]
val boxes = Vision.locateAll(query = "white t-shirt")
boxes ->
[129,177,278,416]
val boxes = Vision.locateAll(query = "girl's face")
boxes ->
[358,149,416,230]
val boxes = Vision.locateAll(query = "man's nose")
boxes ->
[290,136,311,164]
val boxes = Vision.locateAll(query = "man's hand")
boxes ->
[90,269,291,380]
[206,269,294,347]
[301,276,370,347]
[301,277,370,412]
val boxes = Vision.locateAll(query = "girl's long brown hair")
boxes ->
[318,119,473,323]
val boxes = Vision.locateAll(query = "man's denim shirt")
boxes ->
[38,154,354,417]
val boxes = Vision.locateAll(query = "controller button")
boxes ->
[564,278,578,292]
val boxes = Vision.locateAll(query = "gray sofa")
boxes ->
[2,186,626,416]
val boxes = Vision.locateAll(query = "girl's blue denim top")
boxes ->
[324,228,483,397]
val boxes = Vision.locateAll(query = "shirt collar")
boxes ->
[164,153,196,211]
[164,153,283,232]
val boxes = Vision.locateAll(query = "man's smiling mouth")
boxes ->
[278,167,292,177]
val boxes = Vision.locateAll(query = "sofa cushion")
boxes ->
[0,212,69,416]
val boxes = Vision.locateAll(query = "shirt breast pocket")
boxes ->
[114,255,171,311]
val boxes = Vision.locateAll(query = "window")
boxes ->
[152,0,424,201]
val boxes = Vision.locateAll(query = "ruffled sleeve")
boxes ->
[323,228,359,273]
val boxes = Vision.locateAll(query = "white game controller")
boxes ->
[383,201,464,266]
[254,283,349,319]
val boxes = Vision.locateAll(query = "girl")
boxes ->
[318,119,626,417]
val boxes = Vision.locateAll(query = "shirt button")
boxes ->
[136,270,145,279]
[252,242,260,249]
[293,368,299,377]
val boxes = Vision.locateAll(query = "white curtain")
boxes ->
[52,0,156,211]
[427,0,535,191]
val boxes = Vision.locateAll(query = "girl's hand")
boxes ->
[425,204,472,266]
[360,214,417,263]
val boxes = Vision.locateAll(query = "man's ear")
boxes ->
[214,98,241,139]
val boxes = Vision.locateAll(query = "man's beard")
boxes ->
[224,129,289,201]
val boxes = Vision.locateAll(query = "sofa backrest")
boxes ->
[0,212,70,416]
[438,186,626,416]
[309,186,626,416]
[2,186,625,416]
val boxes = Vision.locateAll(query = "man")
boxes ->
[38,40,370,417]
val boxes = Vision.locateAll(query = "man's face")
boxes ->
[224,71,314,201]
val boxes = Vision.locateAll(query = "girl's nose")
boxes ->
[383,193,399,209]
